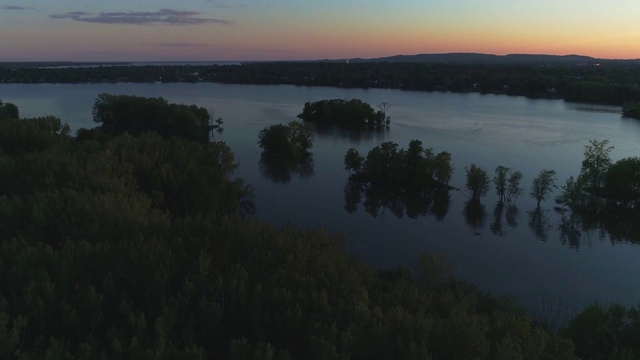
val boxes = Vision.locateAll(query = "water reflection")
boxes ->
[259,154,314,183]
[463,200,487,233]
[528,209,552,241]
[505,205,520,228]
[488,203,522,237]
[558,213,582,249]
[430,191,451,221]
[582,211,640,245]
[311,122,389,143]
[490,203,506,236]
[343,178,450,221]
[557,210,640,248]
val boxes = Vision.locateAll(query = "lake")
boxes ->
[2,82,640,316]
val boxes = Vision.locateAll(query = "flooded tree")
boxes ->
[530,169,557,208]
[298,98,390,128]
[490,202,506,236]
[344,147,364,175]
[465,163,489,201]
[258,120,314,159]
[464,199,487,232]
[579,139,613,191]
[434,151,454,185]
[494,165,511,203]
[506,171,524,204]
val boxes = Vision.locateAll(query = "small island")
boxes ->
[257,121,315,183]
[345,140,453,190]
[257,120,313,159]
[343,140,454,219]
[297,98,390,129]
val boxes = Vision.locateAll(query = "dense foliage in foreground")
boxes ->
[0,100,580,359]
[4,96,640,359]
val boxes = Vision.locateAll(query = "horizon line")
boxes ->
[2,52,640,63]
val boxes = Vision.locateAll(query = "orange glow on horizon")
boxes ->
[1,2,639,62]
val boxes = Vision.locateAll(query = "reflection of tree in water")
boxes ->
[490,203,505,236]
[489,203,520,237]
[430,191,450,221]
[581,210,640,245]
[557,209,640,248]
[558,213,582,249]
[463,199,486,233]
[343,179,450,221]
[603,214,640,244]
[505,205,519,228]
[404,190,433,219]
[259,153,314,183]
[528,208,552,241]
[311,122,388,144]
[365,187,405,219]
[344,178,361,213]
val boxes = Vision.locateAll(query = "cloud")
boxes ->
[1,5,35,10]
[50,8,231,26]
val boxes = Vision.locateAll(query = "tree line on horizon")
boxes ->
[2,96,640,359]
[3,61,640,116]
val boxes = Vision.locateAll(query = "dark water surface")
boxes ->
[2,82,640,314]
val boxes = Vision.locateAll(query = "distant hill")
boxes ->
[345,53,598,65]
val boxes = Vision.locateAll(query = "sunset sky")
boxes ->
[1,0,639,61]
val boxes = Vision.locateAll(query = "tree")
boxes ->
[561,302,640,360]
[376,102,391,127]
[404,140,432,185]
[378,102,391,116]
[579,139,614,191]
[210,115,224,134]
[92,93,212,142]
[530,169,557,208]
[602,156,640,207]
[506,171,523,204]
[344,148,364,174]
[622,100,640,119]
[465,164,489,201]
[343,141,454,220]
[286,120,314,152]
[433,151,453,185]
[555,176,588,210]
[258,121,313,159]
[297,98,390,128]
[0,100,19,119]
[258,124,291,156]
[362,141,400,184]
[494,166,510,203]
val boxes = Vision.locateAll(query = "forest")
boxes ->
[2,61,640,116]
[1,97,640,359]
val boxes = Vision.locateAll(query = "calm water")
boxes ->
[2,82,640,314]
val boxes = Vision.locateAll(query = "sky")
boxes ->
[1,0,639,62]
